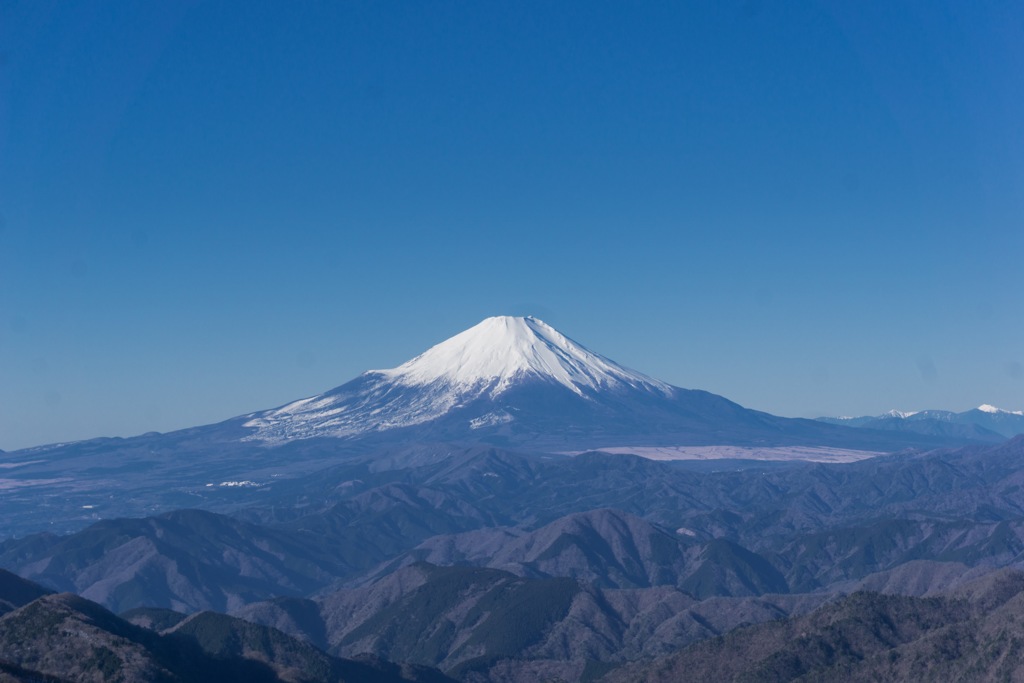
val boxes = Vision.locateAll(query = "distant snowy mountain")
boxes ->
[962,405,1024,438]
[818,404,1024,440]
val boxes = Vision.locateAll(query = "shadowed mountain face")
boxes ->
[0,510,347,614]
[233,561,873,682]
[0,506,784,616]
[0,572,453,683]
[235,561,810,681]
[606,570,1024,683]
[0,497,496,614]
[0,569,52,617]
[364,509,787,596]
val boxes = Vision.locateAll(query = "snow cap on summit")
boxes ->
[977,404,1024,416]
[377,316,671,397]
[243,315,676,443]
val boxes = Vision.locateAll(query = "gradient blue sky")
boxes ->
[1,1,1021,450]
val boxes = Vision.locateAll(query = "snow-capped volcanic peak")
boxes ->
[377,316,670,397]
[243,316,674,443]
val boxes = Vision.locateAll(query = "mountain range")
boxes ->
[0,569,452,683]
[605,569,1024,682]
[0,317,997,538]
[2,316,1021,682]
[818,404,1024,440]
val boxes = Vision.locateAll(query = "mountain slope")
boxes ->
[0,569,52,617]
[365,509,787,596]
[167,611,453,683]
[0,578,452,683]
[0,490,496,614]
[326,564,581,678]
[234,562,826,682]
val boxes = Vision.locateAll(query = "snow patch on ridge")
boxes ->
[469,411,514,430]
[978,404,1024,415]
[882,409,919,419]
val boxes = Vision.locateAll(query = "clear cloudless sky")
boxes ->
[1,1,1022,450]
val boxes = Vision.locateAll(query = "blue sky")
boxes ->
[1,1,1021,450]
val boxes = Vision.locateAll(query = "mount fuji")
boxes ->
[243,316,671,443]
[233,316,943,452]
